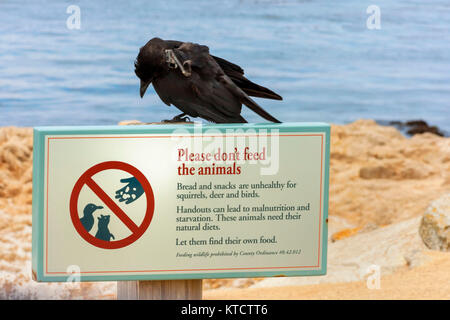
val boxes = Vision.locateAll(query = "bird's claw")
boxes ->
[178,116,191,122]
[162,115,191,123]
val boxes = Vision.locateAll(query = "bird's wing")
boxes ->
[165,40,183,49]
[163,40,281,100]
[169,43,243,123]
[174,42,281,123]
[211,55,283,101]
[218,74,281,123]
[210,55,244,77]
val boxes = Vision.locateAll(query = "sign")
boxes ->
[32,122,330,282]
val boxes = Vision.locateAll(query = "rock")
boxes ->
[0,127,34,215]
[251,216,428,288]
[419,194,450,251]
[406,120,428,127]
[387,120,445,137]
[327,216,357,241]
[331,227,361,242]
[329,120,450,227]
[118,120,146,126]
[407,125,444,137]
[331,222,378,242]
[359,159,434,180]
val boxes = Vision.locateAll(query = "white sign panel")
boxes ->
[32,122,330,282]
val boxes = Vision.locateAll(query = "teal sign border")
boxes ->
[32,122,330,282]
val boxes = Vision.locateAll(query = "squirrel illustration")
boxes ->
[95,214,115,241]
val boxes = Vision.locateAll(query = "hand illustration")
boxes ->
[115,177,144,204]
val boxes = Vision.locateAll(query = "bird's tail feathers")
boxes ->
[241,95,281,123]
[220,75,281,123]
[232,77,283,101]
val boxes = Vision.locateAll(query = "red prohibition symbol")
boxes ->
[70,161,155,249]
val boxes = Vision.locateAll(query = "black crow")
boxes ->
[134,37,282,123]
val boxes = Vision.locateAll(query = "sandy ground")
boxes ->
[204,251,450,300]
[0,120,449,299]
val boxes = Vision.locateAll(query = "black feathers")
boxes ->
[135,37,282,123]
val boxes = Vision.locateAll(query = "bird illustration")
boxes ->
[80,203,103,232]
[134,37,282,123]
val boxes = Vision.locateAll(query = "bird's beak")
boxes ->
[95,205,104,210]
[140,80,151,98]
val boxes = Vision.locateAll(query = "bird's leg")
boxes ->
[162,113,192,123]
[164,49,192,77]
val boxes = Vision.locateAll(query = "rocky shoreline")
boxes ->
[377,119,447,137]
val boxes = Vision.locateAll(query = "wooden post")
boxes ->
[116,121,202,300]
[117,280,202,300]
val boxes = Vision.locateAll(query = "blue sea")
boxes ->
[1,0,449,132]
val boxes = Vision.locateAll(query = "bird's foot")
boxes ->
[162,114,192,123]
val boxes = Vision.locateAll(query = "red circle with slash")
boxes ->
[70,161,155,249]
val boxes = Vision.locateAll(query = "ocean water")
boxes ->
[0,0,449,131]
